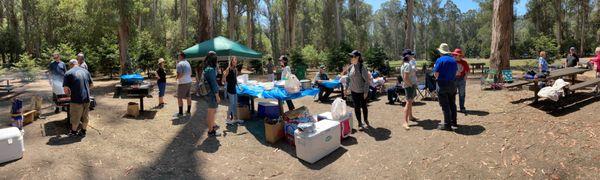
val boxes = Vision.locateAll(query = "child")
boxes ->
[11,98,24,133]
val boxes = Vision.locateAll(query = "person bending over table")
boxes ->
[63,59,93,137]
[279,55,295,110]
[314,65,333,102]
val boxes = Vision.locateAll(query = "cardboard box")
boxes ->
[22,110,36,125]
[127,102,140,117]
[264,119,284,144]
[238,105,251,120]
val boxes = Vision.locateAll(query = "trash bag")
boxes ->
[284,74,301,94]
[237,74,249,84]
[538,79,570,101]
[331,98,347,120]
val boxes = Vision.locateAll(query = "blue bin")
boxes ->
[257,102,280,119]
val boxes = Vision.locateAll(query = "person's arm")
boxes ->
[88,72,94,88]
[433,60,441,79]
[176,64,182,80]
[206,69,220,102]
[63,75,71,95]
[403,71,411,86]
[221,67,229,85]
[361,66,371,94]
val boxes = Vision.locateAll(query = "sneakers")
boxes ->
[68,130,79,137]
[78,129,87,137]
[358,125,366,131]
[208,130,221,137]
[173,113,184,118]
[438,125,453,131]
[225,119,235,125]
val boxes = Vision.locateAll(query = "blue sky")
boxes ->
[365,0,528,15]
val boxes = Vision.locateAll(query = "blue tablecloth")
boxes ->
[237,84,319,101]
[319,80,341,89]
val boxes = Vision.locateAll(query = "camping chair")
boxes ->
[418,72,438,100]
[480,69,500,90]
[501,70,514,83]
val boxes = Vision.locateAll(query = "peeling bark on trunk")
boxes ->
[489,0,513,71]
[197,0,212,43]
[404,0,414,50]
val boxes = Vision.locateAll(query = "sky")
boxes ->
[364,0,528,16]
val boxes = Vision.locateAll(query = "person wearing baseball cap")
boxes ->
[63,58,93,137]
[346,50,371,131]
[433,43,458,131]
[565,47,579,68]
[452,48,470,113]
[156,58,167,108]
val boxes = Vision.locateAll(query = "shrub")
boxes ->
[364,45,388,71]
[326,42,353,72]
[13,54,41,81]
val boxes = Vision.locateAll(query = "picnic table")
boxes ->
[115,83,154,112]
[318,80,345,99]
[470,63,486,74]
[237,83,319,116]
[527,67,589,102]
[0,77,14,92]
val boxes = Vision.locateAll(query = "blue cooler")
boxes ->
[257,102,281,119]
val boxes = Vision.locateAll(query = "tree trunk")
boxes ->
[118,1,131,75]
[197,0,212,43]
[22,0,34,55]
[580,0,589,56]
[246,0,255,48]
[405,0,414,50]
[212,0,222,36]
[227,0,236,40]
[180,0,188,43]
[6,0,19,64]
[489,0,513,71]
[265,0,280,58]
[553,0,562,54]
[335,0,342,46]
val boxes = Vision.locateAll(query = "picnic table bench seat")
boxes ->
[504,80,532,88]
[567,78,600,92]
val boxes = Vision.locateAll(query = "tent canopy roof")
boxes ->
[183,36,262,59]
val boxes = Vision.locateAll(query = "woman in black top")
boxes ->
[222,56,242,124]
[156,58,167,108]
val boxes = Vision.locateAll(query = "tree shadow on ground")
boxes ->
[529,92,600,117]
[364,127,391,141]
[411,119,441,130]
[134,96,210,179]
[511,97,536,104]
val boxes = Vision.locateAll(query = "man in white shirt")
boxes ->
[77,53,88,70]
[175,52,193,117]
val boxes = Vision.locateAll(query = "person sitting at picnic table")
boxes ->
[452,48,470,113]
[538,51,550,78]
[314,65,333,102]
[565,47,579,68]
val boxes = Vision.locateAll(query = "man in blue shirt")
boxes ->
[433,43,458,131]
[538,51,549,76]
[63,59,93,137]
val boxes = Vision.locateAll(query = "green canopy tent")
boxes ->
[183,36,262,60]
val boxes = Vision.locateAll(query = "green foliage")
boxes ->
[364,45,388,70]
[12,54,41,82]
[41,43,77,66]
[290,48,308,79]
[326,43,353,72]
[249,59,263,74]
[529,35,560,64]
[301,45,327,67]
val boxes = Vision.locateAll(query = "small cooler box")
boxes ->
[258,102,281,119]
[0,127,24,163]
[294,120,341,164]
[317,112,352,139]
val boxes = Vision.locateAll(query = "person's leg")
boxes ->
[437,89,451,128]
[449,83,458,126]
[177,84,184,115]
[318,86,325,101]
[207,108,216,132]
[286,100,295,110]
[323,88,333,100]
[351,92,364,128]
[387,87,396,104]
[158,82,166,105]
[232,93,239,121]
[457,78,466,111]
[361,93,369,126]
[69,103,83,133]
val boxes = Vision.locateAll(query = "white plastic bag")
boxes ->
[237,74,249,84]
[331,98,347,120]
[284,74,301,93]
[538,79,570,101]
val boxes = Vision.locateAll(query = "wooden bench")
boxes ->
[504,80,532,89]
[567,78,600,93]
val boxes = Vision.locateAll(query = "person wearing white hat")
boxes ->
[77,52,88,70]
[433,43,458,131]
[156,58,167,108]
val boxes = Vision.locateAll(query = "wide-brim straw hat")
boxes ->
[437,43,451,54]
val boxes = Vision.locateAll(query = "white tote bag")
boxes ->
[331,98,347,120]
[284,74,301,94]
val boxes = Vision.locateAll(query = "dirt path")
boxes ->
[1,72,599,179]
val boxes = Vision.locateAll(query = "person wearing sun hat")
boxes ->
[156,58,167,108]
[433,43,458,131]
[452,48,469,113]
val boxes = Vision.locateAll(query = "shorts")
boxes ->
[177,83,192,98]
[206,95,218,109]
[404,85,417,101]
[70,102,90,127]
[158,82,166,97]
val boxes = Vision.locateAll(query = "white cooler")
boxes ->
[0,127,24,163]
[294,120,341,164]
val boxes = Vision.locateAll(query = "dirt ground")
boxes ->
[1,71,600,179]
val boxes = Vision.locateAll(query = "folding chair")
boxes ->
[418,72,438,100]
[480,69,500,90]
[501,70,514,83]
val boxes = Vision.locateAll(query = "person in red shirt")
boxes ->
[452,48,470,113]
[592,47,600,92]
